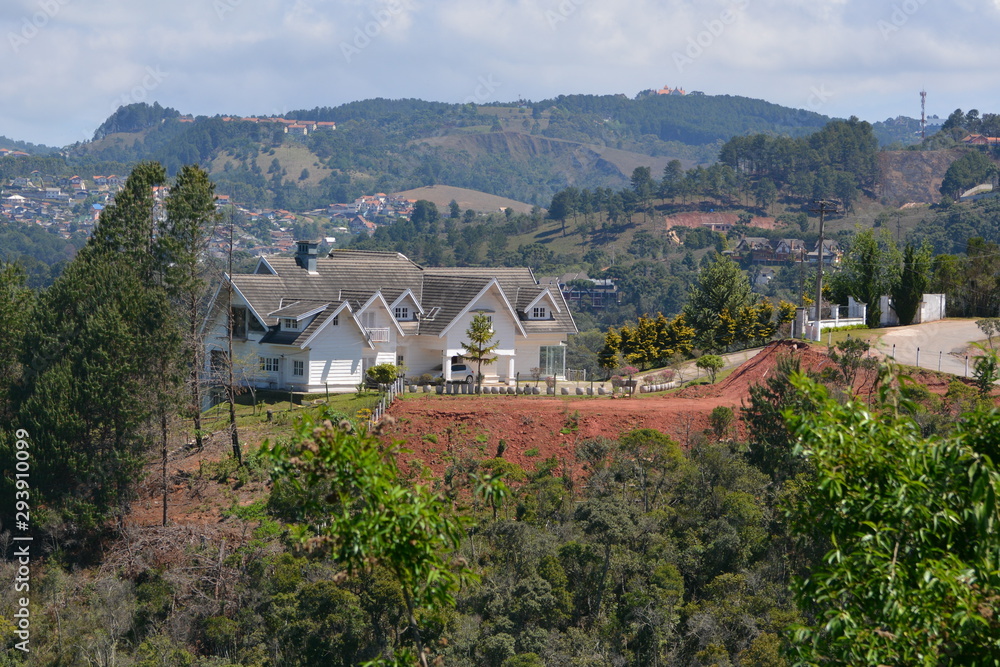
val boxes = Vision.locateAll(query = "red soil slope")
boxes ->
[381,340,838,477]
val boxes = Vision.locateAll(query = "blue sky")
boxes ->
[2,0,998,146]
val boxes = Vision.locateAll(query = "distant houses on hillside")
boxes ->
[962,134,1000,147]
[730,237,842,265]
[175,115,337,135]
[539,271,622,311]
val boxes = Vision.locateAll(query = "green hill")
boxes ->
[57,94,847,209]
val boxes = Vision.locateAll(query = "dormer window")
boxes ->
[283,318,299,330]
[394,306,409,321]
[532,306,547,319]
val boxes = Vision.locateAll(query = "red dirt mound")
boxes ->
[679,340,836,400]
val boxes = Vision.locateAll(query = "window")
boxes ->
[361,311,376,329]
[283,318,299,330]
[532,306,547,319]
[259,357,279,373]
[230,307,247,338]
[332,314,339,325]
[539,345,566,378]
[394,306,409,321]
[293,360,304,376]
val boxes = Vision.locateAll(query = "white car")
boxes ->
[435,363,475,384]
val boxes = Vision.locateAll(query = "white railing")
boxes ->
[367,327,390,343]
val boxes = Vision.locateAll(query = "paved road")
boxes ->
[875,318,984,377]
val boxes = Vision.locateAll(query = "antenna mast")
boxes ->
[920,89,927,140]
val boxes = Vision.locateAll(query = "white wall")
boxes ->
[920,294,946,323]
[514,334,567,379]
[308,322,368,389]
[879,294,947,327]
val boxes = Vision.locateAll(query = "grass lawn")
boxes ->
[196,389,385,441]
[811,327,889,348]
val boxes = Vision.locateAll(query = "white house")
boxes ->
[203,243,578,392]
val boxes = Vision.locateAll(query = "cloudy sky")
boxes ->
[2,0,998,146]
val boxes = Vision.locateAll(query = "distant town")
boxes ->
[1,163,419,260]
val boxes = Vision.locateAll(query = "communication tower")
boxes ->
[920,89,927,140]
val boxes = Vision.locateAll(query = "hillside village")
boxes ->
[0,159,419,260]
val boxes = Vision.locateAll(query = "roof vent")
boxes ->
[295,240,319,272]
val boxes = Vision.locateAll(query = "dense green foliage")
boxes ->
[0,220,85,288]
[785,376,1000,665]
[92,101,181,141]
[0,162,220,534]
[683,254,775,351]
[890,242,933,326]
[598,313,695,372]
[940,149,998,200]
[532,92,830,145]
[266,413,480,666]
[836,228,902,327]
[717,117,878,212]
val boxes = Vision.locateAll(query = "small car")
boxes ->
[435,363,475,384]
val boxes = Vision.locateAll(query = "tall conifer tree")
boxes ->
[18,161,176,530]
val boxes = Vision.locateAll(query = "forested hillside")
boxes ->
[60,94,845,208]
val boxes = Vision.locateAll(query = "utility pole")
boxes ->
[226,210,242,465]
[809,199,839,341]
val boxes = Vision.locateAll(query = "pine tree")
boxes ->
[461,314,499,395]
[890,242,932,326]
[0,263,32,420]
[17,162,178,531]
[161,165,219,453]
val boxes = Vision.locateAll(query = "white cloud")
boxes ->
[3,0,1000,145]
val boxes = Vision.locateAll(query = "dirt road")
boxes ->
[876,318,984,376]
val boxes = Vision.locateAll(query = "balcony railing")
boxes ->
[367,327,390,343]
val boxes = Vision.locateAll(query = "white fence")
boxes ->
[368,377,404,428]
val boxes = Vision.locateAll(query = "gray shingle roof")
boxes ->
[228,250,576,338]
[418,274,493,336]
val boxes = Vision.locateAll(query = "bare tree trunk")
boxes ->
[161,411,168,526]
[190,292,204,451]
[400,585,429,667]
